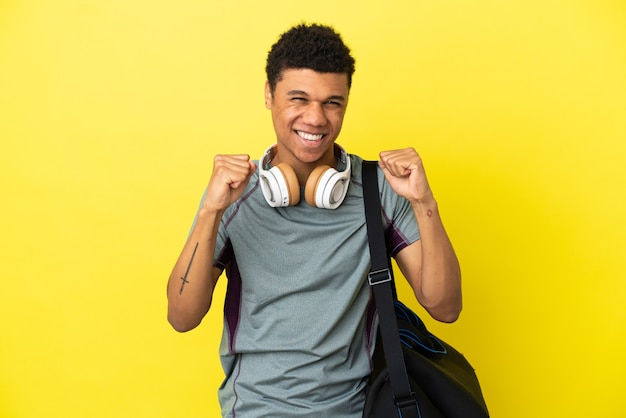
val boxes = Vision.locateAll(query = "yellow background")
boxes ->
[1,0,625,417]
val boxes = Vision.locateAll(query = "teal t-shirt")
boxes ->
[210,154,420,417]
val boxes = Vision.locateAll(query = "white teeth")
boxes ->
[297,131,324,141]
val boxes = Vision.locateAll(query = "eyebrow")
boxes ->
[286,90,346,102]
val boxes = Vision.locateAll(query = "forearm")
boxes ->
[167,208,224,332]
[378,148,462,321]
[410,194,462,322]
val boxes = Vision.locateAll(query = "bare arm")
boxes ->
[167,154,256,332]
[167,210,224,332]
[379,148,462,323]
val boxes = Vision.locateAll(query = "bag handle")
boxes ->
[395,301,446,358]
[362,160,420,418]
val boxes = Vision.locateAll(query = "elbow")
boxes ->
[419,280,463,323]
[167,310,201,333]
[433,305,462,323]
[167,292,212,333]
[425,298,463,323]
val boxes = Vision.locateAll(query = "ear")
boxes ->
[264,81,272,109]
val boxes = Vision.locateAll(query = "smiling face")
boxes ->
[265,68,349,179]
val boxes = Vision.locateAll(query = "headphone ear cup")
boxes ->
[304,165,331,207]
[275,163,300,206]
[306,165,351,209]
[259,162,300,207]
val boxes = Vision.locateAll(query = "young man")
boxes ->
[167,23,462,417]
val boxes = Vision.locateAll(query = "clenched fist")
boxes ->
[203,154,257,212]
[379,148,433,204]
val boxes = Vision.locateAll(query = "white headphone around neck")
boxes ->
[258,144,352,209]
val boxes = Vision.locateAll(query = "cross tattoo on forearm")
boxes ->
[179,242,199,295]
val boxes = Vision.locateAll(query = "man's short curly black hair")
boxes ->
[265,23,356,93]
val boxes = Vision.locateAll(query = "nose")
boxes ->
[302,102,327,126]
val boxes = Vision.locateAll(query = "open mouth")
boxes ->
[296,130,325,141]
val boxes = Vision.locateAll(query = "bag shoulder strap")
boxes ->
[362,160,420,418]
